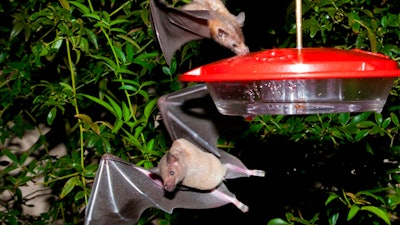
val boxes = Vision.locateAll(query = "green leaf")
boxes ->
[58,0,70,9]
[19,152,29,165]
[331,127,344,140]
[146,139,155,151]
[162,66,172,76]
[69,1,90,15]
[84,164,98,178]
[118,85,138,92]
[390,112,399,125]
[122,129,142,149]
[144,98,157,119]
[84,28,98,50]
[125,43,135,62]
[110,28,127,34]
[267,218,292,225]
[74,113,93,124]
[338,113,350,126]
[105,95,122,119]
[10,21,24,41]
[112,78,140,86]
[328,211,339,225]
[361,206,391,224]
[110,19,131,26]
[89,54,117,70]
[374,113,383,125]
[351,112,372,124]
[354,129,369,142]
[79,94,114,115]
[112,119,124,133]
[116,34,141,51]
[114,46,126,64]
[60,176,80,199]
[3,149,18,162]
[370,125,383,135]
[381,117,391,129]
[115,68,136,76]
[347,11,361,33]
[356,121,376,128]
[347,205,360,221]
[47,107,57,125]
[325,193,340,205]
[122,101,131,122]
[74,191,85,201]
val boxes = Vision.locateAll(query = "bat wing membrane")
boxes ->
[85,154,238,225]
[150,0,212,65]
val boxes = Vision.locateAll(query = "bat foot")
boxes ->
[224,163,266,178]
[234,199,249,213]
[249,169,266,177]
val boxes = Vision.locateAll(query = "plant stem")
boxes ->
[65,38,88,205]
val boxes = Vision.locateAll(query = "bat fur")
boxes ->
[158,138,265,192]
[150,0,249,65]
[159,138,227,191]
[181,0,249,55]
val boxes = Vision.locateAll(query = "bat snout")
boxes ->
[162,178,177,192]
[234,45,249,55]
[163,182,176,192]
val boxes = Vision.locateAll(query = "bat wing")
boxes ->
[157,84,265,179]
[150,0,212,65]
[85,153,245,225]
[157,84,246,157]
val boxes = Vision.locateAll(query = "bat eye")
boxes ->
[232,44,238,48]
[169,171,174,176]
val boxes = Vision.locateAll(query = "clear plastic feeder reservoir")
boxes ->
[180,48,400,116]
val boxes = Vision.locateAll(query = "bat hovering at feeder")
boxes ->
[149,0,249,65]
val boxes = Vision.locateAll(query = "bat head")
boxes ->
[159,151,182,192]
[209,12,249,56]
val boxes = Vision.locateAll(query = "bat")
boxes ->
[157,138,265,192]
[85,146,265,225]
[149,0,249,65]
[85,85,264,224]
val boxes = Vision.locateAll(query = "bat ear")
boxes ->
[217,28,229,39]
[235,12,246,27]
[166,151,179,164]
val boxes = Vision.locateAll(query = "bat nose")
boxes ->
[234,45,249,55]
[164,184,174,192]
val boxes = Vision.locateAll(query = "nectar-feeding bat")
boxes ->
[85,85,266,225]
[158,138,265,192]
[150,0,250,65]
[85,141,265,225]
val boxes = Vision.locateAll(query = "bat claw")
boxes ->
[234,200,249,213]
[224,163,266,178]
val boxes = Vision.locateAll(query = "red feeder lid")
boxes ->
[180,48,400,82]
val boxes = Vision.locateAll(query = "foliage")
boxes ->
[0,0,399,225]
[0,0,176,223]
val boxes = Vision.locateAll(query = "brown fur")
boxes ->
[158,138,227,191]
[182,0,249,55]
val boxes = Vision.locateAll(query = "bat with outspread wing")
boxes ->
[84,85,265,225]
[85,148,264,225]
[150,0,249,65]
